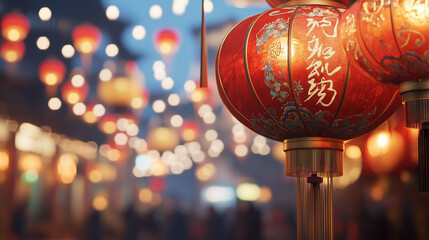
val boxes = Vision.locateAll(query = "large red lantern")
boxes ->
[340,0,429,191]
[1,12,30,42]
[0,41,25,63]
[216,1,400,238]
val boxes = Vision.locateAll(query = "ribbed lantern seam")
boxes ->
[215,17,278,140]
[243,10,291,132]
[287,5,310,135]
[323,7,350,137]
[365,89,400,132]
[355,0,397,78]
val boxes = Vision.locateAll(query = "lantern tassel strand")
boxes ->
[200,0,208,88]
[419,126,429,192]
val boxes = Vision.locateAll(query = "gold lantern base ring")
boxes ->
[283,137,344,177]
[400,79,429,129]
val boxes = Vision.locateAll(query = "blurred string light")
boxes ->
[105,44,119,57]
[153,60,166,81]
[72,102,86,116]
[132,25,146,40]
[114,132,128,146]
[168,93,180,106]
[170,115,183,127]
[184,80,196,92]
[251,136,270,156]
[195,162,216,182]
[152,100,166,113]
[149,5,163,19]
[208,139,224,158]
[99,68,112,81]
[36,36,50,50]
[48,97,62,110]
[161,77,174,90]
[205,129,218,142]
[57,153,77,184]
[22,170,38,183]
[61,44,75,58]
[38,7,52,21]
[71,74,85,87]
[258,187,272,203]
[236,183,261,201]
[234,144,249,158]
[93,195,108,211]
[93,104,106,117]
[202,185,235,205]
[232,123,247,143]
[335,144,363,189]
[172,0,189,15]
[106,5,120,20]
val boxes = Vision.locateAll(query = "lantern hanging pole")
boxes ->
[200,0,208,88]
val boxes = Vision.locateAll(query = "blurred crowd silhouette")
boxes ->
[7,176,429,240]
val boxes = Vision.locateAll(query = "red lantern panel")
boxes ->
[265,0,351,8]
[340,0,429,84]
[1,12,30,42]
[72,24,102,54]
[216,5,401,142]
[0,41,25,63]
[39,59,66,86]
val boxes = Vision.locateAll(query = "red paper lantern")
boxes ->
[1,12,30,42]
[180,121,200,142]
[265,0,350,8]
[61,79,89,105]
[0,41,25,63]
[340,0,429,191]
[99,114,118,135]
[216,2,400,238]
[39,59,66,86]
[216,6,399,144]
[72,23,102,54]
[154,28,180,56]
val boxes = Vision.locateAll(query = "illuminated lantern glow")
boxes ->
[216,1,400,238]
[0,41,25,63]
[57,153,78,184]
[72,23,101,54]
[147,127,180,151]
[180,121,200,142]
[61,79,89,105]
[0,150,9,171]
[340,0,429,191]
[1,12,30,42]
[18,153,42,172]
[97,76,149,108]
[154,28,181,56]
[39,59,66,86]
[99,114,118,134]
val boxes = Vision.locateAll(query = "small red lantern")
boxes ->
[39,59,66,87]
[180,121,200,142]
[340,0,429,191]
[99,114,118,135]
[61,78,89,105]
[216,2,400,238]
[0,41,25,63]
[1,12,30,42]
[72,23,101,55]
[154,28,180,56]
